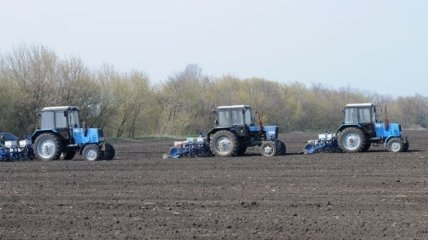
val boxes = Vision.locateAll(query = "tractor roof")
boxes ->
[218,105,250,109]
[41,106,80,112]
[345,103,374,108]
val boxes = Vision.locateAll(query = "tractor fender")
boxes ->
[206,127,233,142]
[336,124,361,135]
[31,129,61,143]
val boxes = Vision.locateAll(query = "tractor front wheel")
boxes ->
[387,138,404,152]
[276,140,286,155]
[337,127,368,153]
[102,143,115,160]
[34,133,62,161]
[209,130,238,157]
[403,139,409,152]
[260,141,277,157]
[83,144,102,161]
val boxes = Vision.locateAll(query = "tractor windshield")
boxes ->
[68,110,80,128]
[358,108,372,123]
[55,112,68,128]
[231,109,244,125]
[244,108,253,125]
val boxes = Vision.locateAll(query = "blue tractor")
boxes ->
[207,105,286,157]
[336,103,409,153]
[31,106,115,161]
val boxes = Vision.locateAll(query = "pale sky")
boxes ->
[1,0,427,97]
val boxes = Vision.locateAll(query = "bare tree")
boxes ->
[0,45,59,134]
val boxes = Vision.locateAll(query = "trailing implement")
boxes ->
[304,132,340,154]
[164,136,212,159]
[0,135,35,161]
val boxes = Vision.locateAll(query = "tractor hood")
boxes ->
[374,122,402,138]
[249,125,279,140]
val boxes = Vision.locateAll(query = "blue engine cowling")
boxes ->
[374,122,402,139]
[248,125,279,141]
[72,128,104,144]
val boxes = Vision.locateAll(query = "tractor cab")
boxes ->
[340,103,377,137]
[38,106,81,144]
[39,106,81,129]
[216,105,253,127]
[214,105,254,138]
[343,103,377,125]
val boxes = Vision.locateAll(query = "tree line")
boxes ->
[0,45,427,138]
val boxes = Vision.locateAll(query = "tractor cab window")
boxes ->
[55,111,67,128]
[231,109,244,126]
[217,110,230,127]
[344,108,358,124]
[358,108,372,123]
[244,108,253,125]
[69,110,80,128]
[40,111,55,129]
[372,106,378,122]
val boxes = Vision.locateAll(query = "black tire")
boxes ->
[276,140,286,155]
[103,143,115,160]
[34,133,63,161]
[61,151,76,160]
[362,135,371,152]
[403,139,409,152]
[387,138,404,152]
[337,127,368,153]
[260,141,277,157]
[209,130,238,157]
[83,144,102,161]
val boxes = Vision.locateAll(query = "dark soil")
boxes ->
[1,130,427,239]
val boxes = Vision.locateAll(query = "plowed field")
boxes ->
[1,131,427,239]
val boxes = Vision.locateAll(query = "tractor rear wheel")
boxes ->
[34,133,63,161]
[83,144,102,161]
[387,138,404,152]
[209,130,238,157]
[362,135,371,152]
[102,143,115,160]
[260,141,277,157]
[337,127,368,153]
